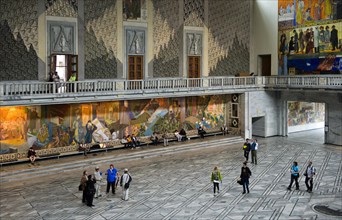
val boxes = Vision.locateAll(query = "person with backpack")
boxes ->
[287,161,300,191]
[211,166,222,196]
[243,139,251,162]
[304,161,316,193]
[120,168,132,201]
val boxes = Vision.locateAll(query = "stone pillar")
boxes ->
[202,0,209,77]
[77,0,84,80]
[37,0,46,80]
[325,101,342,146]
[241,92,251,139]
[147,0,154,78]
[117,0,124,79]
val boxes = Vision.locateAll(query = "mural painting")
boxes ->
[287,101,325,126]
[0,96,229,155]
[278,0,342,75]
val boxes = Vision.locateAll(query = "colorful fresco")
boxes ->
[279,0,341,28]
[0,96,229,155]
[287,101,325,126]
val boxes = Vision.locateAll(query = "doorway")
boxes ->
[128,55,143,89]
[287,101,325,143]
[188,56,200,87]
[258,55,271,76]
[252,116,266,137]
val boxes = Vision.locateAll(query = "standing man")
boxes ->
[251,139,258,165]
[330,25,338,51]
[120,168,132,201]
[94,166,103,198]
[106,164,117,194]
[287,161,300,191]
[243,139,251,162]
[240,162,252,194]
[304,161,316,193]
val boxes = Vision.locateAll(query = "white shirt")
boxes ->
[94,171,102,181]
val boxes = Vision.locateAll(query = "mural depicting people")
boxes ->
[73,114,84,144]
[36,123,49,147]
[85,120,95,144]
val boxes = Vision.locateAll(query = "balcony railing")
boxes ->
[0,76,341,106]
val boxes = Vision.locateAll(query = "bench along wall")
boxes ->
[0,94,238,156]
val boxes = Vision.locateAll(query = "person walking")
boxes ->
[251,139,258,165]
[243,139,251,162]
[120,168,132,201]
[240,162,252,194]
[94,166,103,198]
[106,164,118,194]
[287,161,300,191]
[304,161,316,193]
[85,175,96,207]
[211,166,222,196]
[80,170,88,204]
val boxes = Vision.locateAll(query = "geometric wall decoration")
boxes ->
[184,0,204,27]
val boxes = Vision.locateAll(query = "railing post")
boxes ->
[157,79,160,90]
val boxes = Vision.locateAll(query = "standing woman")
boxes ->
[287,161,300,190]
[240,162,252,194]
[81,170,88,203]
[86,175,96,207]
[120,169,132,201]
[211,166,222,196]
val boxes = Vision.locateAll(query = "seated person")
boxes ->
[179,128,187,141]
[27,147,37,165]
[131,134,140,148]
[126,135,134,148]
[174,130,182,142]
[121,136,128,148]
[150,132,159,145]
[221,124,228,136]
[197,126,206,139]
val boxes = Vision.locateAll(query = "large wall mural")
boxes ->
[208,0,250,76]
[287,101,325,131]
[278,0,342,75]
[0,95,231,155]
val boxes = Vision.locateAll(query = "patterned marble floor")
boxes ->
[0,130,341,220]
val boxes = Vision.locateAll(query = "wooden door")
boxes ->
[128,56,143,89]
[188,56,201,87]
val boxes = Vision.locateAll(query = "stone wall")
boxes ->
[152,0,180,78]
[208,0,250,76]
[0,0,38,81]
[84,0,118,79]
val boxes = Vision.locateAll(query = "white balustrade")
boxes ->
[0,76,341,100]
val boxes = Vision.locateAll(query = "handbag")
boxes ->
[237,179,242,185]
[78,184,83,191]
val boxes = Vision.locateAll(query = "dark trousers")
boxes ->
[332,41,338,50]
[288,175,299,189]
[251,150,257,164]
[106,181,115,194]
[213,182,220,193]
[86,192,94,206]
[244,150,250,161]
[242,178,250,193]
[305,177,313,191]
[82,190,86,203]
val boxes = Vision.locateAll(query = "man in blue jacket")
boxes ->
[106,164,118,194]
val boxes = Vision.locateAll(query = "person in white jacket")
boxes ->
[94,166,103,198]
[120,168,132,201]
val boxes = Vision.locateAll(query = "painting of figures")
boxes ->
[0,95,230,155]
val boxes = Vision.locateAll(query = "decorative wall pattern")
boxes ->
[84,0,118,79]
[0,0,38,81]
[184,0,204,27]
[152,0,180,77]
[45,0,78,17]
[208,0,250,76]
